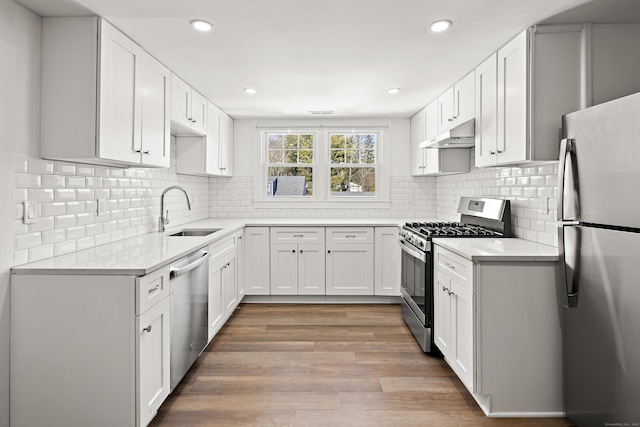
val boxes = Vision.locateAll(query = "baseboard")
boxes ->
[241,295,401,304]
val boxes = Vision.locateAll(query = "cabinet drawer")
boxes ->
[325,227,374,243]
[434,246,472,292]
[136,265,170,315]
[270,227,325,244]
[209,235,236,261]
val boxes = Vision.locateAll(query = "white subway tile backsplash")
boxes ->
[42,229,66,245]
[76,189,94,200]
[15,156,28,173]
[76,166,94,176]
[66,176,86,188]
[28,244,54,262]
[42,175,66,188]
[28,159,54,174]
[55,215,76,229]
[66,226,85,240]
[15,232,41,250]
[54,240,76,256]
[28,189,54,202]
[15,173,41,188]
[29,216,54,233]
[55,189,75,201]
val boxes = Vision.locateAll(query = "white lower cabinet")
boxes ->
[208,233,241,341]
[433,244,563,416]
[270,227,326,295]
[11,269,171,427]
[434,268,474,389]
[137,297,171,427]
[374,227,400,296]
[244,227,271,295]
[325,227,374,295]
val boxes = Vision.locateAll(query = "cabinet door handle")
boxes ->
[293,234,304,238]
[299,249,303,253]
[489,150,496,155]
[327,250,331,254]
[442,286,449,292]
[345,235,356,238]
[497,150,503,154]
[143,326,152,333]
[448,290,455,296]
[292,249,296,253]
[142,150,150,155]
[445,262,456,270]
[148,284,160,293]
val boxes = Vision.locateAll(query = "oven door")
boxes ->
[400,239,430,325]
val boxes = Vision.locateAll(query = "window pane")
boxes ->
[285,135,300,148]
[345,150,359,163]
[329,133,376,165]
[299,135,313,148]
[330,167,376,195]
[268,149,284,163]
[299,150,313,163]
[330,135,345,149]
[267,167,313,197]
[268,134,284,149]
[330,149,344,164]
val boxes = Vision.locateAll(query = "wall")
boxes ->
[435,150,558,246]
[13,138,210,265]
[0,0,41,425]
[209,117,438,219]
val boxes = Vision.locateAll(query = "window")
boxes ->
[266,133,314,197]
[260,128,386,204]
[329,133,376,197]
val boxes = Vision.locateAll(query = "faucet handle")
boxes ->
[164,210,170,225]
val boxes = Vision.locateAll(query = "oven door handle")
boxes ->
[399,240,427,263]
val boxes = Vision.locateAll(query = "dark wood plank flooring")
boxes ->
[150,304,575,427]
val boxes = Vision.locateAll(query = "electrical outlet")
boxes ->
[23,201,36,224]
[97,199,106,216]
[538,197,549,215]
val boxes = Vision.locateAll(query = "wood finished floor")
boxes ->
[150,304,575,427]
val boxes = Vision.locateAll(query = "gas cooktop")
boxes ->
[402,221,504,238]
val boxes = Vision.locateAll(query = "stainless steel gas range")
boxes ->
[399,197,512,353]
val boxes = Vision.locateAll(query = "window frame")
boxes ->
[264,132,317,198]
[255,127,389,207]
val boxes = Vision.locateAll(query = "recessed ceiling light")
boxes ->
[387,88,401,95]
[244,88,257,94]
[190,20,213,32]
[429,20,452,33]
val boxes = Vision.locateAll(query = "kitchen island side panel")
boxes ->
[475,262,563,416]
[11,274,136,427]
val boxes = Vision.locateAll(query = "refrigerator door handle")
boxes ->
[557,138,580,222]
[558,225,581,308]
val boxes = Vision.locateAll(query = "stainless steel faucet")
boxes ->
[159,185,192,232]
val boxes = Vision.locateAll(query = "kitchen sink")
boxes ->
[169,228,221,237]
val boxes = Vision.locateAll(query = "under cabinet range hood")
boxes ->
[419,119,475,149]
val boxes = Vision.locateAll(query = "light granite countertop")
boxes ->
[11,218,410,276]
[433,237,559,262]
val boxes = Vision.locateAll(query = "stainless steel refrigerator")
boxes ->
[558,92,640,427]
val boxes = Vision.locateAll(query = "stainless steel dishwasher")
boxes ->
[169,248,210,391]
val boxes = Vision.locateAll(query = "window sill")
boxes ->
[253,199,391,209]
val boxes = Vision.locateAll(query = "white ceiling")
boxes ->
[16,0,640,118]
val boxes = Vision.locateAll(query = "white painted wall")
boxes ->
[0,1,41,425]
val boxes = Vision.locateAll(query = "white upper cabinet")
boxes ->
[437,71,475,132]
[170,74,207,135]
[40,17,170,167]
[411,101,468,176]
[176,101,234,176]
[476,26,585,167]
[474,53,499,168]
[474,24,640,168]
[410,108,426,175]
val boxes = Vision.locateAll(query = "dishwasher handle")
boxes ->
[170,250,209,279]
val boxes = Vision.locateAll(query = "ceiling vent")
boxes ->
[309,110,334,115]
